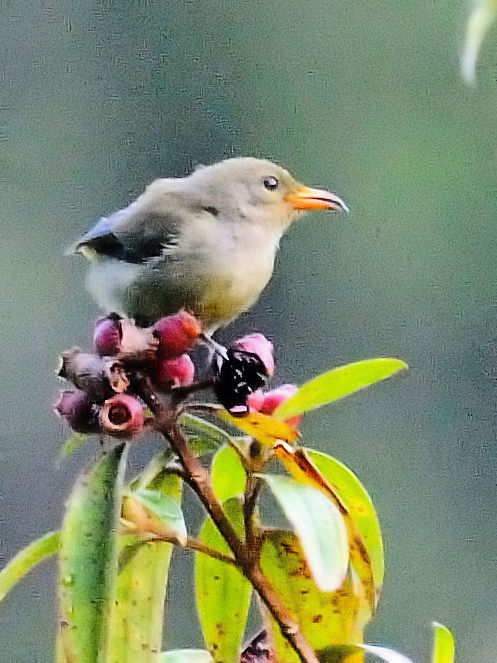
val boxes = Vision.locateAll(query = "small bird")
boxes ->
[74,157,348,331]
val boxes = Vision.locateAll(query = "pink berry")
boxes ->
[250,384,302,428]
[151,354,195,389]
[54,390,100,434]
[153,311,202,359]
[94,316,159,362]
[230,333,275,377]
[246,389,265,412]
[94,316,122,356]
[100,394,145,438]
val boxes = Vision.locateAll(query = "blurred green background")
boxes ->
[2,1,497,661]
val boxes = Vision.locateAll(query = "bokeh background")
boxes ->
[2,2,497,661]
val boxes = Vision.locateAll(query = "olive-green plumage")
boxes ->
[74,157,347,331]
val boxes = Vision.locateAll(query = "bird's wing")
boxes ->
[74,202,182,264]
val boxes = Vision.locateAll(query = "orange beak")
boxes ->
[286,186,349,213]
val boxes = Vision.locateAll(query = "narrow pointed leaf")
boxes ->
[109,472,183,662]
[260,474,348,592]
[131,488,187,545]
[273,359,407,421]
[161,650,214,663]
[196,498,251,663]
[306,450,383,590]
[274,443,377,608]
[58,443,128,663]
[57,432,89,464]
[0,531,59,602]
[431,622,455,663]
[129,451,174,491]
[180,412,235,449]
[217,409,299,446]
[110,540,174,662]
[261,531,368,663]
[211,445,246,502]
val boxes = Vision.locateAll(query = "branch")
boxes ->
[134,379,319,663]
[244,439,273,558]
[161,418,318,663]
[243,474,263,559]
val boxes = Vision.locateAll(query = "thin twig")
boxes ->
[119,525,239,568]
[147,534,239,567]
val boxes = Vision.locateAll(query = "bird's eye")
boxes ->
[262,176,279,191]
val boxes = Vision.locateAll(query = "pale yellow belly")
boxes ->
[193,255,275,330]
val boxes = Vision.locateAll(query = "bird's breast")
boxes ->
[196,234,277,327]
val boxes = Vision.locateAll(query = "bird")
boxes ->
[73,157,348,332]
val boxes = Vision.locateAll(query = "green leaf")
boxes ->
[57,432,89,465]
[211,445,246,502]
[58,443,128,663]
[180,413,234,449]
[461,0,497,84]
[196,497,251,663]
[431,622,455,663]
[273,358,407,421]
[261,531,368,663]
[131,489,187,545]
[0,531,59,602]
[129,451,174,491]
[109,473,183,663]
[319,644,413,663]
[260,473,348,592]
[161,650,214,663]
[306,449,384,591]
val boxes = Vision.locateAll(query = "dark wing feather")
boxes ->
[75,208,181,264]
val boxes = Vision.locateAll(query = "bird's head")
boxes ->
[186,157,348,231]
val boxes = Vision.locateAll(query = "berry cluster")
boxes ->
[55,311,200,437]
[55,314,301,438]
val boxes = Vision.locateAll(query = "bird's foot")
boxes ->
[199,333,229,360]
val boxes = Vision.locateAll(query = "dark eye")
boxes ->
[263,176,279,191]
